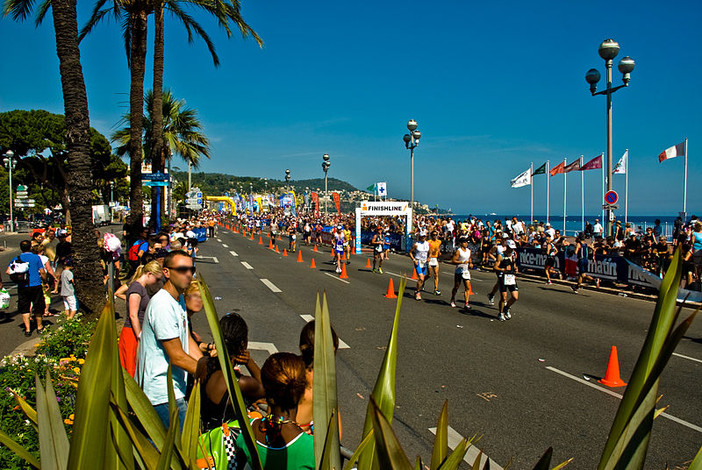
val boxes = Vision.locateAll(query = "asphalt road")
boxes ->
[1,226,699,467]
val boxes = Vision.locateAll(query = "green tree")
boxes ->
[2,0,106,316]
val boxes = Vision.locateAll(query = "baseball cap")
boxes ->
[57,229,68,237]
[507,240,517,249]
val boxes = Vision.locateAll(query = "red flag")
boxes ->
[564,159,581,173]
[311,192,319,217]
[549,161,565,176]
[332,192,341,214]
[580,154,603,171]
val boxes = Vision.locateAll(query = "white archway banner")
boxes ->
[355,201,413,253]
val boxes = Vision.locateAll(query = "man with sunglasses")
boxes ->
[136,250,203,429]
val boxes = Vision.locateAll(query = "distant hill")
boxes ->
[170,171,359,196]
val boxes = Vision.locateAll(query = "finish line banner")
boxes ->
[359,201,409,216]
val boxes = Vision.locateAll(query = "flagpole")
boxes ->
[530,162,534,224]
[683,138,688,219]
[546,160,550,224]
[625,149,629,225]
[563,158,567,234]
[580,155,585,232]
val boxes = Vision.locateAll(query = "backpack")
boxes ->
[127,240,143,262]
[8,256,30,284]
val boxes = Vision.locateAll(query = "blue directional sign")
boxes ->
[141,172,170,182]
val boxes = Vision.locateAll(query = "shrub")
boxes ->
[35,315,96,359]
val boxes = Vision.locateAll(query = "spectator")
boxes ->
[60,258,77,319]
[135,250,203,428]
[55,229,73,268]
[6,240,47,336]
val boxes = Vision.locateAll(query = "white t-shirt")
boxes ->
[136,289,190,405]
[414,241,430,263]
[593,223,603,234]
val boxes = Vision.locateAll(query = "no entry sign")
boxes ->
[604,190,619,205]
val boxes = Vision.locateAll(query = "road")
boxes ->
[1,226,700,467]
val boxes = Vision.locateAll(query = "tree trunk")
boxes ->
[51,0,105,317]
[150,2,165,231]
[127,10,148,234]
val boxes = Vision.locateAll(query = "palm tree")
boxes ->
[112,89,211,215]
[3,0,108,316]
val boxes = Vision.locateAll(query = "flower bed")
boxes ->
[0,316,96,469]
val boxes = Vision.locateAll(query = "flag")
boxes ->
[376,182,387,197]
[332,192,341,214]
[613,150,627,174]
[510,168,531,188]
[532,162,547,176]
[658,141,685,163]
[549,161,565,176]
[366,183,377,193]
[580,154,603,171]
[564,159,581,173]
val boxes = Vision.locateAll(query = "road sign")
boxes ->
[143,181,170,187]
[602,204,619,210]
[141,172,170,182]
[604,190,619,205]
[16,185,28,191]
[15,192,29,198]
[14,202,35,208]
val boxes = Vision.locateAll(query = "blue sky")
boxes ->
[1,0,700,216]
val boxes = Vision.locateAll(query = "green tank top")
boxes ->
[235,420,315,469]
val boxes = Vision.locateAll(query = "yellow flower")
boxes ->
[69,414,74,420]
[77,359,85,365]
[73,367,80,374]
[64,419,73,425]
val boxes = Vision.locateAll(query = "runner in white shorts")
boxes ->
[410,231,430,301]
[450,238,473,311]
[427,231,443,295]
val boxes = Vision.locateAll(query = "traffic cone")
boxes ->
[341,252,347,261]
[310,258,316,269]
[598,346,627,387]
[250,233,254,240]
[411,269,418,280]
[278,234,282,241]
[283,249,288,257]
[340,262,349,279]
[268,239,273,249]
[384,278,397,298]
[313,244,318,252]
[365,258,372,269]
[297,251,304,263]
[275,245,280,253]
[259,236,263,245]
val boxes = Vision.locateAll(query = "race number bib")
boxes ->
[375,245,383,253]
[504,274,516,286]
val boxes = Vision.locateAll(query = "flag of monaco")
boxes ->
[658,142,686,162]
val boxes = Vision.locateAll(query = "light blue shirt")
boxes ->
[135,288,190,405]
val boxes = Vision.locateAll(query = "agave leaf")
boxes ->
[197,276,261,470]
[314,292,341,469]
[599,250,683,468]
[0,428,41,468]
[67,304,114,469]
[109,399,161,468]
[36,371,69,470]
[437,438,469,470]
[551,457,574,469]
[342,428,374,470]
[358,277,407,469]
[122,368,168,445]
[369,398,414,470]
[107,300,133,470]
[531,447,552,470]
[181,381,202,466]
[318,410,339,469]
[431,400,449,469]
[689,445,702,470]
[156,401,179,470]
[166,366,182,440]
[11,389,38,426]
[472,450,483,470]
[482,457,491,470]
[415,456,423,470]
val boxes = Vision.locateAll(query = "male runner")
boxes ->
[450,237,473,311]
[371,227,384,273]
[427,231,443,295]
[486,234,509,305]
[543,235,558,285]
[494,245,518,321]
[410,231,430,301]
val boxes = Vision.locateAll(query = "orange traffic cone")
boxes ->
[283,249,288,257]
[310,258,316,269]
[313,244,318,252]
[275,245,280,253]
[268,239,273,249]
[411,269,418,280]
[278,234,282,241]
[341,252,347,261]
[297,251,304,263]
[365,258,372,269]
[384,278,397,298]
[598,346,627,387]
[259,236,263,245]
[250,233,254,240]
[340,262,349,279]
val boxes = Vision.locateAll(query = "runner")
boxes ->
[382,229,392,261]
[427,231,443,295]
[333,226,345,274]
[371,227,384,273]
[486,233,508,305]
[494,244,518,321]
[572,234,600,293]
[449,237,473,311]
[343,224,352,264]
[288,223,297,252]
[409,231,430,301]
[543,235,559,285]
[303,220,312,246]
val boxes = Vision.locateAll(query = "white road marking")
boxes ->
[248,341,278,355]
[323,272,350,284]
[428,426,502,469]
[261,278,282,293]
[673,352,702,364]
[197,256,218,263]
[230,251,239,257]
[383,270,417,282]
[241,262,254,270]
[212,257,218,264]
[298,314,350,348]
[216,238,222,242]
[546,366,702,433]
[222,243,229,248]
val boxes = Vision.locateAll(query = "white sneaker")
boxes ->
[487,294,495,306]
[504,309,511,320]
[498,313,506,322]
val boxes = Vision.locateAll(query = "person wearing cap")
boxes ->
[427,231,443,295]
[332,226,345,274]
[494,245,518,321]
[55,229,73,269]
[449,237,473,310]
[543,235,559,285]
[410,231,430,301]
[486,233,509,305]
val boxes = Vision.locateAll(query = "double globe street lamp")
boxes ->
[585,38,635,237]
[403,120,421,209]
[322,154,330,214]
[3,150,17,232]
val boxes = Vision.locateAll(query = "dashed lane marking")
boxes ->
[248,341,278,355]
[241,262,254,270]
[546,366,702,433]
[222,243,229,248]
[323,272,350,284]
[229,251,239,257]
[261,279,282,293]
[197,256,219,264]
[673,352,702,364]
[428,426,502,469]
[298,314,350,349]
[216,238,222,242]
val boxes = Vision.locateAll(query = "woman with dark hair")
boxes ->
[235,353,314,469]
[196,313,264,431]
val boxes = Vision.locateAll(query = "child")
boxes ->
[60,258,77,319]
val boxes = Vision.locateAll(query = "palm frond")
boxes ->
[33,0,51,26]
[165,3,220,65]
[2,0,37,22]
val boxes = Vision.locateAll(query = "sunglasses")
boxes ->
[166,265,196,274]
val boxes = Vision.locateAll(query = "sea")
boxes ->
[447,214,692,238]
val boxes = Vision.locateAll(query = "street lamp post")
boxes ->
[3,150,17,232]
[586,39,635,237]
[322,154,330,214]
[403,119,421,209]
[285,169,291,191]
